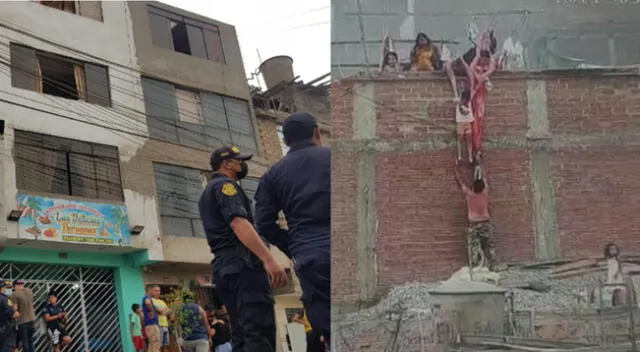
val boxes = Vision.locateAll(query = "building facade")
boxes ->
[331,69,640,312]
[0,2,326,351]
[126,2,315,351]
[0,2,149,351]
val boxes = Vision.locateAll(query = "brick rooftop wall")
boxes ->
[331,69,640,308]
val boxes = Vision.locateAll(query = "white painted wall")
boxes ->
[0,1,163,259]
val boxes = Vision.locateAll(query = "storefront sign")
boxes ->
[16,194,131,246]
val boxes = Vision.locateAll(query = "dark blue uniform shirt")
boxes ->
[43,303,66,330]
[0,294,14,333]
[199,173,262,267]
[254,141,331,264]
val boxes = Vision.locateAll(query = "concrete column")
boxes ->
[352,82,378,303]
[608,36,617,67]
[0,128,6,252]
[526,79,559,260]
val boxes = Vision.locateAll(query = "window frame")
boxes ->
[153,163,208,238]
[141,77,258,152]
[10,43,112,107]
[146,5,226,63]
[13,130,124,202]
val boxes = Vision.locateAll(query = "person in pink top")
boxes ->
[455,163,495,270]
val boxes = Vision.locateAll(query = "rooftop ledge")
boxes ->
[335,66,640,83]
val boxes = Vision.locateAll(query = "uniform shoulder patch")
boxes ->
[221,183,238,196]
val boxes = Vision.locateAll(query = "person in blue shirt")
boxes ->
[142,284,161,352]
[199,145,287,352]
[254,112,331,349]
[43,291,72,352]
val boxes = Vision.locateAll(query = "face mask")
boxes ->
[237,162,248,180]
[5,289,12,297]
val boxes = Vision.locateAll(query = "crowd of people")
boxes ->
[132,284,232,352]
[0,279,72,352]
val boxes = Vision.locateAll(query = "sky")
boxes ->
[160,0,331,89]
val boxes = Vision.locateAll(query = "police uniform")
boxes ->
[198,146,276,352]
[0,280,16,352]
[254,112,331,346]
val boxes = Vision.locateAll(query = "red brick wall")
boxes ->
[331,72,640,304]
[331,150,359,301]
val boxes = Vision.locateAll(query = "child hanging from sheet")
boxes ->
[456,89,474,164]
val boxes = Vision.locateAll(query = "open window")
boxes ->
[37,1,103,21]
[39,0,75,13]
[10,43,111,107]
[147,5,225,63]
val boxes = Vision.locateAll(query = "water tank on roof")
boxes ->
[259,55,294,91]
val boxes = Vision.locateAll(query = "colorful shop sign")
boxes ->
[16,194,131,246]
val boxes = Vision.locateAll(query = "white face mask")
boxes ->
[4,289,12,297]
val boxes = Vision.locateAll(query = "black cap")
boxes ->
[282,112,318,144]
[210,145,253,167]
[13,279,24,286]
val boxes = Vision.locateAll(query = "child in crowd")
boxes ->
[130,304,146,352]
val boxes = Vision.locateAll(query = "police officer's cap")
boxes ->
[282,112,318,143]
[1,280,12,289]
[210,145,253,166]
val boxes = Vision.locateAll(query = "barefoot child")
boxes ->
[456,89,474,164]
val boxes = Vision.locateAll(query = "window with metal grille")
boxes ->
[141,77,258,152]
[10,43,111,107]
[13,130,124,201]
[147,5,225,63]
[154,163,207,238]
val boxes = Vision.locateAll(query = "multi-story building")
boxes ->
[0,2,328,351]
[0,2,151,351]
[125,2,311,351]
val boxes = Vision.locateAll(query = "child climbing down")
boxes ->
[456,89,474,164]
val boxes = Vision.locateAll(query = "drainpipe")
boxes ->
[0,121,6,253]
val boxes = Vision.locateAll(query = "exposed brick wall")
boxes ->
[331,150,359,302]
[553,145,640,257]
[330,80,354,140]
[332,70,640,306]
[256,116,283,164]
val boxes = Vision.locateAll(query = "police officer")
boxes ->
[254,112,331,350]
[199,145,288,352]
[0,280,18,352]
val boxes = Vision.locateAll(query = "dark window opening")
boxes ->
[170,21,191,55]
[147,6,225,63]
[38,55,80,100]
[10,43,111,107]
[39,1,76,13]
